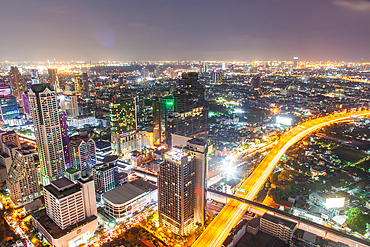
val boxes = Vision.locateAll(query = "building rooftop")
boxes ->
[45,178,80,199]
[103,178,156,206]
[32,208,97,239]
[188,138,207,146]
[102,155,118,163]
[66,167,80,174]
[262,213,297,230]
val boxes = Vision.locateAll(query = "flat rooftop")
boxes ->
[45,178,80,199]
[262,213,297,230]
[103,178,157,206]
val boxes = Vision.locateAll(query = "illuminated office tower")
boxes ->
[48,68,60,92]
[6,146,40,206]
[211,70,222,84]
[110,97,137,155]
[168,72,208,147]
[222,62,226,70]
[69,134,96,176]
[0,94,20,126]
[28,84,66,185]
[30,69,40,84]
[293,57,299,68]
[251,75,262,89]
[81,72,89,98]
[141,66,149,80]
[152,96,174,145]
[9,66,27,107]
[74,73,82,95]
[59,111,71,168]
[59,94,79,117]
[158,149,196,235]
[184,139,208,225]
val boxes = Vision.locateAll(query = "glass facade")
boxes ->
[0,95,20,123]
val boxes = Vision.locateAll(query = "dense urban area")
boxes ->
[0,60,370,247]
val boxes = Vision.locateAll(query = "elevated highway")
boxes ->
[208,190,370,247]
[193,110,370,247]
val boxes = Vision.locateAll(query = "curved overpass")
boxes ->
[193,110,370,247]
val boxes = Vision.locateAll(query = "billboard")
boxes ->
[276,116,292,126]
[325,197,345,208]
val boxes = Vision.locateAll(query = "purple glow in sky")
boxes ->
[0,0,370,61]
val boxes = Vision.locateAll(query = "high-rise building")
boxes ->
[93,156,119,201]
[21,92,31,116]
[9,66,27,107]
[30,69,40,84]
[70,134,96,176]
[0,94,20,126]
[158,149,196,235]
[153,96,174,145]
[74,73,88,95]
[6,145,40,206]
[293,57,299,68]
[59,94,79,117]
[222,62,226,71]
[32,177,98,247]
[59,111,71,169]
[141,66,149,80]
[251,75,262,89]
[167,72,208,147]
[184,139,208,225]
[28,84,66,185]
[166,106,208,146]
[48,68,60,92]
[211,70,222,84]
[81,72,89,98]
[110,97,137,155]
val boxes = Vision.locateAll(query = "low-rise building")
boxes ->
[260,213,297,244]
[103,178,157,220]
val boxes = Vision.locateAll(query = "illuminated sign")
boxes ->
[276,116,292,126]
[325,197,345,208]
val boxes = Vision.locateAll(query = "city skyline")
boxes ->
[1,0,370,62]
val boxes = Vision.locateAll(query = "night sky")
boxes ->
[1,0,370,62]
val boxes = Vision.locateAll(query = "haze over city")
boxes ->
[1,0,370,61]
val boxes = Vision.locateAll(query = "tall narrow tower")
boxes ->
[9,66,27,107]
[28,84,66,185]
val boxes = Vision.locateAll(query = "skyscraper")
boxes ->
[153,96,174,145]
[6,145,40,206]
[28,84,66,185]
[9,66,27,107]
[59,94,79,117]
[158,149,196,235]
[167,72,208,147]
[293,57,299,68]
[211,70,222,84]
[81,72,89,98]
[21,92,31,116]
[184,139,208,225]
[70,134,96,176]
[110,97,137,155]
[30,69,40,84]
[0,95,20,126]
[48,68,60,92]
[59,111,71,169]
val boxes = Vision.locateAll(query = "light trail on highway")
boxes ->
[193,110,370,247]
